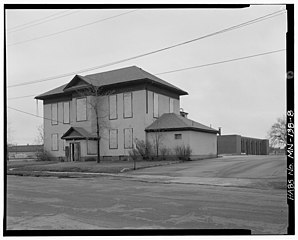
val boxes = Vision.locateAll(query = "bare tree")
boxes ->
[77,84,112,163]
[268,116,286,148]
[34,124,44,145]
[149,121,164,158]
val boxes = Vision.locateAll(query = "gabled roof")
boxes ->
[35,83,68,99]
[35,66,188,100]
[61,127,100,140]
[145,113,219,134]
[63,75,93,91]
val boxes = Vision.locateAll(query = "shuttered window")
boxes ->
[123,92,132,118]
[124,128,133,149]
[76,97,87,121]
[51,103,58,125]
[51,134,58,151]
[109,95,117,119]
[153,93,159,118]
[63,101,70,124]
[109,129,118,149]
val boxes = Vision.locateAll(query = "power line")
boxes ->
[7,10,80,33]
[8,94,36,100]
[156,49,286,75]
[8,10,138,46]
[7,48,285,100]
[7,10,71,31]
[7,9,286,88]
[8,106,65,125]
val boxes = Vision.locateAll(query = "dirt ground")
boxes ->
[6,155,288,234]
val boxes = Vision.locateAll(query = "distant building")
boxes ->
[8,144,43,160]
[35,66,219,161]
[217,135,269,155]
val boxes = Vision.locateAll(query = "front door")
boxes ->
[70,142,80,161]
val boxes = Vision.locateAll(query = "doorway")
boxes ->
[70,142,80,162]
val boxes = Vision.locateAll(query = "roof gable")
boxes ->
[61,127,99,140]
[63,75,92,91]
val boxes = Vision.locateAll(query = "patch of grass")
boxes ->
[7,160,58,169]
[8,160,180,175]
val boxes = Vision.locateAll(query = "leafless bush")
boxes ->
[36,149,52,161]
[160,147,171,160]
[174,145,192,161]
[134,139,153,160]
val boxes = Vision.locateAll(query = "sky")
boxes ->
[5,4,287,145]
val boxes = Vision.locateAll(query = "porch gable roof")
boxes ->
[61,127,100,140]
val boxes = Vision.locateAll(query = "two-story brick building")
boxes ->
[35,66,219,161]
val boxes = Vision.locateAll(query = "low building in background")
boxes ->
[217,135,269,155]
[8,144,44,160]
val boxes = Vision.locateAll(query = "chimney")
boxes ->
[179,108,188,118]
[218,127,221,135]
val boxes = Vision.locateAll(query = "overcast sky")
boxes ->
[6,4,287,145]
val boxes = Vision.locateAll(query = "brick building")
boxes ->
[217,134,269,155]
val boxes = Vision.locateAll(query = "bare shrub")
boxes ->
[160,147,171,160]
[134,139,153,160]
[36,150,52,161]
[174,145,192,161]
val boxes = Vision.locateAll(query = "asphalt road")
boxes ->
[6,155,288,234]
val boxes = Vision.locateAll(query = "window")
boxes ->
[124,128,133,149]
[123,92,133,118]
[109,129,118,149]
[51,103,58,125]
[51,134,58,151]
[63,101,70,124]
[76,97,87,121]
[87,140,98,155]
[109,95,117,119]
[175,134,182,140]
[169,98,174,113]
[153,93,159,118]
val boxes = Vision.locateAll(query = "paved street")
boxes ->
[6,155,287,234]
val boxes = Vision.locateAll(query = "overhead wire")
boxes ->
[7,10,80,33]
[155,49,286,75]
[8,106,64,124]
[7,48,286,100]
[7,9,286,88]
[8,10,138,46]
[7,10,71,31]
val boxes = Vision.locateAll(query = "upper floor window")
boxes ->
[63,101,70,124]
[124,128,133,149]
[109,95,117,120]
[51,133,59,151]
[109,129,118,149]
[169,98,174,113]
[123,92,132,118]
[153,93,159,118]
[51,103,58,125]
[76,97,87,122]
